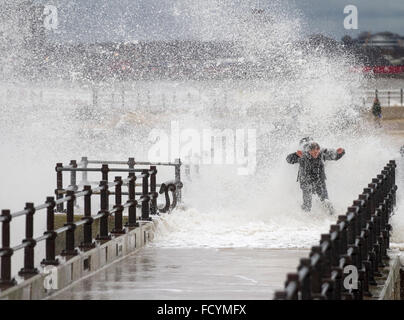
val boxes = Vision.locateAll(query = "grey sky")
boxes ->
[34,0,404,43]
[294,0,404,38]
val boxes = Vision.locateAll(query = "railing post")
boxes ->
[377,173,387,197]
[361,190,371,221]
[101,164,109,182]
[55,163,64,212]
[331,266,343,300]
[112,177,125,234]
[69,160,78,192]
[320,233,342,300]
[299,258,312,300]
[383,167,393,211]
[96,180,111,241]
[350,242,363,299]
[114,177,122,206]
[401,88,403,107]
[330,225,342,256]
[382,176,391,252]
[81,157,89,184]
[370,214,382,277]
[41,197,59,266]
[320,234,332,277]
[388,160,397,205]
[285,273,299,300]
[310,247,323,296]
[19,203,38,276]
[80,186,95,250]
[140,169,151,221]
[331,229,341,268]
[337,218,348,256]
[348,207,360,242]
[354,200,366,229]
[374,208,385,268]
[360,228,373,297]
[371,178,382,206]
[341,256,356,300]
[379,196,389,254]
[175,158,182,203]
[128,157,135,170]
[366,217,378,285]
[0,210,16,289]
[150,166,158,215]
[125,174,138,228]
[61,190,78,256]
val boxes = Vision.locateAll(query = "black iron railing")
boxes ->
[274,160,397,300]
[0,158,183,291]
[55,157,183,212]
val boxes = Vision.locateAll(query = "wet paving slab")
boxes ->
[49,247,309,300]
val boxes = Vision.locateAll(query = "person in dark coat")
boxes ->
[286,141,345,214]
[372,97,382,127]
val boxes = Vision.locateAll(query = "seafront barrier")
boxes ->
[0,157,182,299]
[274,160,403,300]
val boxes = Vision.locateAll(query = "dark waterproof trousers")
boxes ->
[301,181,329,211]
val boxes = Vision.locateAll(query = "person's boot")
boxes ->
[322,199,335,215]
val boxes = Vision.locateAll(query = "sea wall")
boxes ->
[0,220,158,300]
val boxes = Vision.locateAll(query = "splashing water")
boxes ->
[0,0,402,253]
[148,1,402,248]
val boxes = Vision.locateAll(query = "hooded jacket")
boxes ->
[286,148,345,186]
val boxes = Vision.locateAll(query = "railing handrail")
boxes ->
[79,156,181,167]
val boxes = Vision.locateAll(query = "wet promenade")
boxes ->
[50,247,309,300]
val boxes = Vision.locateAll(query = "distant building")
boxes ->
[357,32,404,49]
[346,32,404,68]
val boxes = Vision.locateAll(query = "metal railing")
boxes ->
[55,157,183,212]
[0,158,183,291]
[274,160,397,300]
[367,89,404,107]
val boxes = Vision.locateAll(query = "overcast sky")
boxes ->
[295,0,404,38]
[33,0,404,43]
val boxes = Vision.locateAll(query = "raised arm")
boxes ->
[322,148,345,161]
[286,151,301,164]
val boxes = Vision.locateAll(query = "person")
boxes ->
[299,136,313,150]
[372,97,382,127]
[286,141,345,214]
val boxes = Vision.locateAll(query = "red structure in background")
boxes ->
[351,66,404,74]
